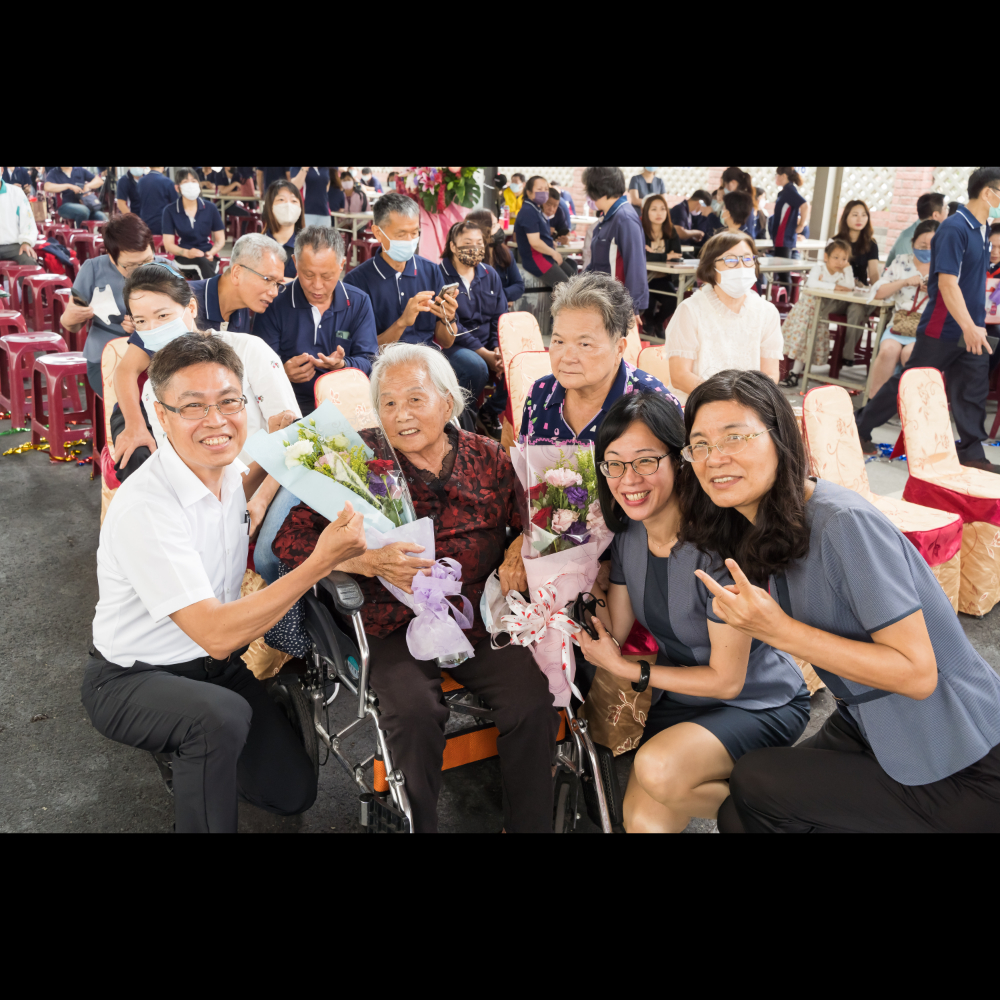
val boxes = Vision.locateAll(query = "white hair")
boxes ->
[370,342,468,419]
[230,232,286,268]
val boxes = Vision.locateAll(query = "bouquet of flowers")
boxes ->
[500,442,613,707]
[395,167,480,214]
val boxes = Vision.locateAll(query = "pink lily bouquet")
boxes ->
[504,443,613,707]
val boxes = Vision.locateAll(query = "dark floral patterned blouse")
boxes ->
[272,427,522,641]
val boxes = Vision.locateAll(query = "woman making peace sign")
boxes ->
[681,369,1000,833]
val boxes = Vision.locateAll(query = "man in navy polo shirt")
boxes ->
[116,167,144,216]
[137,168,177,235]
[255,227,377,415]
[514,174,576,290]
[43,166,107,223]
[344,191,484,397]
[190,232,287,335]
[669,191,712,244]
[857,167,1000,470]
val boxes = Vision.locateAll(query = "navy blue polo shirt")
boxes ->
[296,168,331,216]
[264,228,298,278]
[519,360,682,443]
[258,167,290,190]
[918,205,991,343]
[3,167,31,187]
[345,253,460,346]
[740,208,757,241]
[45,167,93,204]
[255,278,378,413]
[439,259,508,351]
[693,211,722,240]
[162,196,224,252]
[547,202,571,235]
[191,274,255,334]
[137,171,178,235]
[328,187,346,213]
[117,172,141,212]
[769,183,806,248]
[515,200,556,278]
[208,168,240,190]
[670,201,693,231]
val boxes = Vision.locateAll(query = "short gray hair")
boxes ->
[370,342,467,420]
[373,190,419,229]
[230,232,287,270]
[551,271,634,342]
[294,225,345,260]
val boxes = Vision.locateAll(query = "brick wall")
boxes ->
[885,166,937,253]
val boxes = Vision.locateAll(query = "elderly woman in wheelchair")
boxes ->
[270,343,560,833]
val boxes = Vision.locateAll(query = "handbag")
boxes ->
[891,279,927,337]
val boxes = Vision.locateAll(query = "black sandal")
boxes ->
[778,372,800,388]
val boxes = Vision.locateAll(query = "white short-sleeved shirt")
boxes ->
[140,329,301,467]
[805,261,856,291]
[92,437,250,667]
[665,286,784,402]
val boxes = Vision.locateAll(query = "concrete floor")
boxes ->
[2,411,999,834]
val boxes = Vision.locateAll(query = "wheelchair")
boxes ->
[266,571,619,833]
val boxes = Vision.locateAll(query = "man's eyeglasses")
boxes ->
[237,263,284,287]
[120,257,156,274]
[158,396,247,420]
[599,455,669,478]
[715,255,758,269]
[681,430,768,463]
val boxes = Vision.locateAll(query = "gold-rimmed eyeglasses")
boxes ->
[681,430,768,463]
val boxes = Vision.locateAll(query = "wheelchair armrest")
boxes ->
[318,571,365,617]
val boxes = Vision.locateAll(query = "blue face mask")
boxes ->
[913,248,932,263]
[140,314,192,352]
[643,167,657,172]
[129,167,144,177]
[376,226,418,263]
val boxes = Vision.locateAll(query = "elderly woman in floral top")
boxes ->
[272,342,557,833]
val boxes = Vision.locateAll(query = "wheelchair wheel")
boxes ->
[553,770,579,833]
[267,676,319,779]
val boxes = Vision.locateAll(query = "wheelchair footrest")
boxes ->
[360,792,410,833]
[442,723,498,771]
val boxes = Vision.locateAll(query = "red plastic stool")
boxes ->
[31,352,93,459]
[21,273,72,331]
[51,288,90,351]
[217,256,230,273]
[94,237,106,256]
[827,313,848,379]
[0,263,44,312]
[151,235,164,253]
[69,232,101,262]
[53,227,84,250]
[81,220,107,235]
[0,331,68,426]
[0,310,27,338]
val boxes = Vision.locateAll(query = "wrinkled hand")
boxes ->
[365,541,434,594]
[315,346,346,371]
[284,353,316,383]
[402,290,435,327]
[114,423,157,467]
[267,409,297,433]
[963,325,993,356]
[694,558,787,641]
[498,540,527,596]
[315,501,367,571]
[577,615,631,678]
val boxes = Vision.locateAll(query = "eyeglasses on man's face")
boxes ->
[715,254,758,269]
[599,455,668,478]
[681,430,768,463]
[238,263,284,287]
[119,255,156,274]
[159,396,247,420]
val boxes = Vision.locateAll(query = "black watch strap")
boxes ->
[631,659,651,693]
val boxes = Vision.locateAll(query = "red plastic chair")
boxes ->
[31,352,93,459]
[0,331,68,427]
[51,288,90,352]
[94,237,106,256]
[68,232,101,262]
[21,273,72,331]
[52,227,84,250]
[0,310,28,338]
[0,263,45,312]
[80,220,107,235]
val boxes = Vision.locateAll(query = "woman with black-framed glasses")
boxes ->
[665,231,783,403]
[576,390,810,833]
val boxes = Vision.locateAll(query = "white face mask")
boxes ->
[343,181,354,191]
[717,267,757,297]
[180,181,200,200]
[273,202,301,225]
[480,570,508,640]
[210,167,223,173]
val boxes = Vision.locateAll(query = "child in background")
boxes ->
[779,239,856,387]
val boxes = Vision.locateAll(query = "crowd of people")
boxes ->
[4,164,1000,835]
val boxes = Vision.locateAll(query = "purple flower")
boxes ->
[368,472,388,496]
[565,485,589,508]
[564,520,591,545]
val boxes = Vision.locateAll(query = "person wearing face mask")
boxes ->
[856,168,1000,472]
[627,167,666,212]
[339,171,369,214]
[582,166,649,317]
[161,168,226,281]
[116,167,145,216]
[665,232,782,403]
[886,192,949,267]
[467,208,524,303]
[359,168,382,194]
[502,172,525,221]
[262,180,306,279]
[255,167,291,197]
[720,167,759,242]
[514,174,576,294]
[111,234,290,474]
[438,220,508,438]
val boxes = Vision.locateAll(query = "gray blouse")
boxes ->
[779,478,1000,786]
[610,522,806,711]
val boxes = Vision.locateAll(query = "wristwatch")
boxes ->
[631,660,651,693]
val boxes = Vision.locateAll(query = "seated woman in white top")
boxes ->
[666,232,783,403]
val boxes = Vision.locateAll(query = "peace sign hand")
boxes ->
[693,558,787,642]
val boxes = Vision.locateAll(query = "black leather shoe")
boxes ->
[961,458,1000,474]
[860,438,879,457]
[477,410,502,440]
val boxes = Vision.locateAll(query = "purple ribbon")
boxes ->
[410,557,474,629]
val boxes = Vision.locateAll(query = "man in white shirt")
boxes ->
[0,175,39,265]
[83,333,366,833]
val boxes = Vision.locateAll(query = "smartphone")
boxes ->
[437,282,459,298]
[71,290,89,307]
